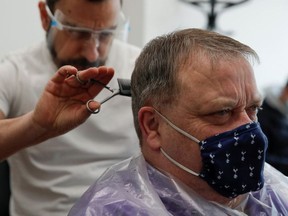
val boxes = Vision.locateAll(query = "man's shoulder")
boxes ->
[0,42,46,70]
[68,155,168,216]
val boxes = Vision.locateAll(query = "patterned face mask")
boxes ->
[154,109,268,198]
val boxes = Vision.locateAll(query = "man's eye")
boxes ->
[65,29,91,40]
[248,105,263,113]
[99,32,114,41]
[67,29,81,36]
[216,109,231,116]
[246,105,263,121]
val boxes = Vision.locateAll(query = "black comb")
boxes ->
[98,78,131,105]
[117,78,131,97]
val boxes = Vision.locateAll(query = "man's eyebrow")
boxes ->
[253,94,264,105]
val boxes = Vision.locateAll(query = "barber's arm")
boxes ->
[0,65,114,160]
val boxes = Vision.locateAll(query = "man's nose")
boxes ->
[81,37,100,62]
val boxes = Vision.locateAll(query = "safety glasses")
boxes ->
[45,5,129,45]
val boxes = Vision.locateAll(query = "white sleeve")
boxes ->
[0,57,36,118]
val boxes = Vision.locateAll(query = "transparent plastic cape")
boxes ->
[68,153,288,216]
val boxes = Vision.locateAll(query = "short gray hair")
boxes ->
[131,28,259,139]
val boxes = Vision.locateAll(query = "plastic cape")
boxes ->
[68,154,288,216]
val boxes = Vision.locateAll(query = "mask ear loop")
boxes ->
[160,148,200,177]
[153,108,201,176]
[153,109,200,143]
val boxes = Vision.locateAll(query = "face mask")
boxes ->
[155,109,268,198]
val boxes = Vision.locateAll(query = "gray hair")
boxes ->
[131,28,259,139]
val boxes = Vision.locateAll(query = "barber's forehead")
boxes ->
[55,0,121,14]
[55,0,120,27]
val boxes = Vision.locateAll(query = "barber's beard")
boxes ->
[46,31,106,70]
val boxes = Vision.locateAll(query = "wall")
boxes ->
[124,0,288,91]
[0,0,43,57]
[1,0,288,91]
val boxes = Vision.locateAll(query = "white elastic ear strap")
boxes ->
[160,148,199,177]
[153,108,200,176]
[153,109,200,143]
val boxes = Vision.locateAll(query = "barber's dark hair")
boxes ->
[46,0,122,12]
[131,28,259,139]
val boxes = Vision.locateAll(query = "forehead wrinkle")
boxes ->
[236,58,261,107]
[178,57,257,113]
[215,62,249,110]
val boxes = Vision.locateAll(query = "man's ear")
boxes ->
[138,107,161,150]
[38,1,50,31]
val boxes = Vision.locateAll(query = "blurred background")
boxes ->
[1,0,288,91]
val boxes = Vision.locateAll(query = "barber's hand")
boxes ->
[33,65,114,136]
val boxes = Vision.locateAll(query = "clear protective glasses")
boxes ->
[45,5,130,47]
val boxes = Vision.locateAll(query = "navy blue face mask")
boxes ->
[155,109,268,198]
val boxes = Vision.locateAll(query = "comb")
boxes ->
[98,78,131,105]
